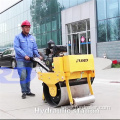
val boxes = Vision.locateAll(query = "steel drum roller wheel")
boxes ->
[43,78,94,107]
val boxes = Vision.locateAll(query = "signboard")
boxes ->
[81,36,85,43]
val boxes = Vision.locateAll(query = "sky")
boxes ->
[0,0,20,13]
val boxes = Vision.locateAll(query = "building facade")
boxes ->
[0,0,120,59]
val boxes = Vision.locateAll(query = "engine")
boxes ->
[43,40,67,72]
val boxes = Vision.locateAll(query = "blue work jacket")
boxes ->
[14,32,40,62]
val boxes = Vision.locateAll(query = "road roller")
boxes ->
[32,40,95,107]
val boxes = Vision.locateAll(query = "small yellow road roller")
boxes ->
[32,40,95,107]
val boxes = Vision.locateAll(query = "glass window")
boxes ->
[87,31,91,54]
[36,35,41,48]
[87,31,91,42]
[77,20,86,32]
[2,50,11,55]
[63,0,70,9]
[45,0,51,16]
[80,33,87,54]
[87,19,90,30]
[16,3,20,15]
[41,34,46,48]
[86,0,91,1]
[27,10,31,22]
[70,0,78,7]
[72,34,79,54]
[57,0,63,12]
[71,22,78,33]
[40,19,46,34]
[52,31,57,44]
[8,50,12,54]
[36,24,41,34]
[78,0,85,4]
[23,0,28,11]
[97,0,106,20]
[57,13,61,29]
[57,0,63,5]
[107,18,119,41]
[119,0,120,16]
[26,0,31,10]
[98,20,107,42]
[67,24,71,34]
[41,24,45,34]
[58,30,62,45]
[51,0,58,14]
[107,0,118,18]
[39,35,42,48]
[33,27,36,35]
[52,15,57,31]
[46,17,51,32]
[2,51,7,56]
[68,35,71,55]
[46,32,51,42]
[19,1,24,14]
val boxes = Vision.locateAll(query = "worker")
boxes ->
[14,20,43,99]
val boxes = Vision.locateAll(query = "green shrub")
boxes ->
[112,64,120,68]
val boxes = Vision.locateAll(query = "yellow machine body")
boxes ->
[38,54,95,106]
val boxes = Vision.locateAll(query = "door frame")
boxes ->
[78,31,88,54]
[69,31,91,55]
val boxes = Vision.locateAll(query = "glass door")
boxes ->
[78,32,91,54]
[72,34,79,55]
[68,35,71,55]
[67,19,91,55]
[79,33,87,54]
[68,34,80,55]
[68,32,91,55]
[87,31,91,54]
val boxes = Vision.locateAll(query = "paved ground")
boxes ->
[0,67,120,119]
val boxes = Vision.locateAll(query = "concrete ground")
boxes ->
[0,67,120,119]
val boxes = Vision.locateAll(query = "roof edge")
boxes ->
[0,0,23,14]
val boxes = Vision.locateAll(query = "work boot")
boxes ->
[26,93,35,97]
[22,93,26,99]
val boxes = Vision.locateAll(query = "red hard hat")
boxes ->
[21,20,31,27]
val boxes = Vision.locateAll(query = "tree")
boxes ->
[30,0,63,48]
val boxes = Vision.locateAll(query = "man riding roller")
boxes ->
[14,20,43,99]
